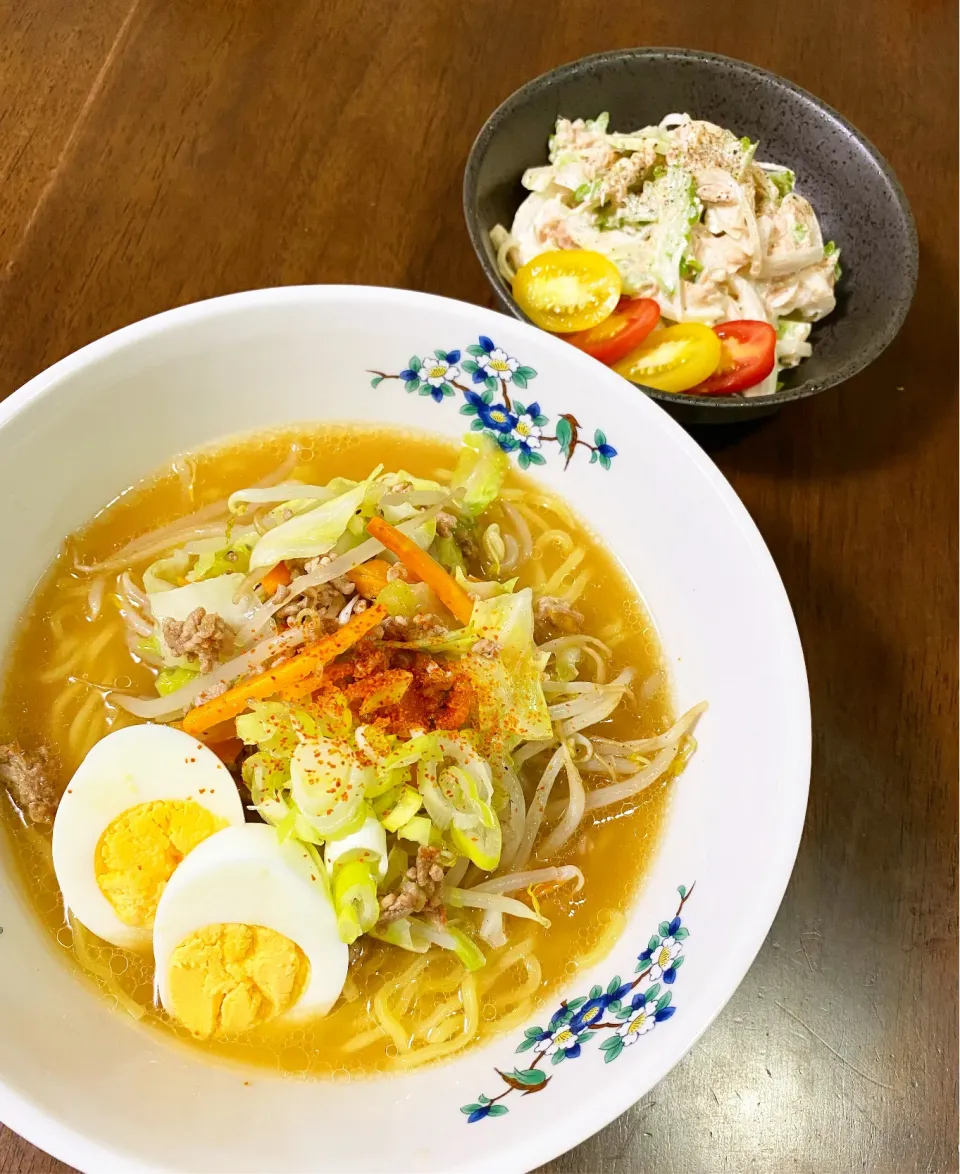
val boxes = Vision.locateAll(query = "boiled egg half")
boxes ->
[153,823,348,1038]
[52,724,245,950]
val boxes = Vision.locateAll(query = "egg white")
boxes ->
[153,823,348,1024]
[52,724,245,950]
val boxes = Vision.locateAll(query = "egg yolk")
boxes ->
[94,800,225,929]
[166,923,309,1037]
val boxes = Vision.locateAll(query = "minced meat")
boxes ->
[193,679,228,707]
[435,511,458,538]
[275,582,345,622]
[0,743,58,825]
[377,846,446,925]
[380,613,449,641]
[534,595,584,642]
[162,607,233,673]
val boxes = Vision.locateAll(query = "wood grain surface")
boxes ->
[0,2,956,1171]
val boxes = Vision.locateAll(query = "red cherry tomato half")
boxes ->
[564,298,661,365]
[691,320,777,396]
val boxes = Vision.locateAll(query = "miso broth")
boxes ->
[0,425,682,1077]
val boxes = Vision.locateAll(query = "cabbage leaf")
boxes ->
[248,478,371,570]
[468,587,552,748]
[147,572,260,664]
[450,434,508,518]
[184,532,257,582]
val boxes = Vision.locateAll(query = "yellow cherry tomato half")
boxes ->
[612,322,723,392]
[512,250,622,333]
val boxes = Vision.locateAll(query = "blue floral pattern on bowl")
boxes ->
[370,335,618,472]
[460,884,694,1122]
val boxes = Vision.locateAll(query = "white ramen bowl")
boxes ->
[0,286,809,1173]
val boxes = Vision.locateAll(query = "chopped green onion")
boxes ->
[369,918,430,954]
[382,845,410,890]
[364,764,410,800]
[371,784,402,818]
[380,785,423,832]
[450,819,501,872]
[417,923,486,971]
[446,926,486,971]
[275,807,299,844]
[396,814,434,846]
[289,738,371,839]
[333,860,379,944]
[323,811,386,876]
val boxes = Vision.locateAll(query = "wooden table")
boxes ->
[1,2,956,1171]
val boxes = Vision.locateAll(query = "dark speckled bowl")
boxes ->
[463,48,917,425]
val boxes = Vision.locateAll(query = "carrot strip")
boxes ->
[366,516,474,625]
[261,561,291,596]
[284,669,328,703]
[208,737,244,765]
[181,603,388,737]
[199,717,239,745]
[347,558,392,599]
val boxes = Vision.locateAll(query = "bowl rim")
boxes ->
[462,45,918,414]
[0,284,811,1173]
